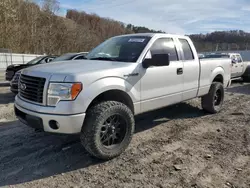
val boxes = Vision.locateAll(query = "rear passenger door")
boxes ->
[178,38,199,100]
[140,37,184,113]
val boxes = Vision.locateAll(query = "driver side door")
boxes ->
[140,37,184,113]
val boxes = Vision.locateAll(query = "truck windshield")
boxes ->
[86,36,151,62]
[26,56,45,65]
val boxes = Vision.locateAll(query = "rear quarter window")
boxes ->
[179,39,194,60]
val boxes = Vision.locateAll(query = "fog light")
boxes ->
[49,120,59,130]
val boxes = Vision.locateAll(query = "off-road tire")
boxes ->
[80,101,135,160]
[201,82,224,114]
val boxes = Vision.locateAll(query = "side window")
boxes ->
[236,55,242,62]
[179,39,194,60]
[74,55,85,60]
[39,58,46,64]
[150,38,178,61]
[46,58,53,63]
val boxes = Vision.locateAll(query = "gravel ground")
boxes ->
[0,81,250,188]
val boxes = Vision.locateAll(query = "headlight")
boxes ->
[47,82,82,106]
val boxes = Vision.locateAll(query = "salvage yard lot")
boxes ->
[0,82,250,188]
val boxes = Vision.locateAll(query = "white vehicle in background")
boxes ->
[227,53,250,81]
[202,52,250,81]
[198,53,205,58]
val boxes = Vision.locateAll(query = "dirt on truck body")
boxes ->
[0,82,250,188]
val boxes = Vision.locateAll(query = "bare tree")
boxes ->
[41,0,59,14]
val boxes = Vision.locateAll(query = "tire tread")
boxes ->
[81,101,134,160]
[201,82,224,114]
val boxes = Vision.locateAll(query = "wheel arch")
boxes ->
[212,74,224,84]
[86,89,135,114]
[211,66,225,86]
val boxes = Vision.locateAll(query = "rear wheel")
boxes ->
[201,82,224,114]
[80,101,135,160]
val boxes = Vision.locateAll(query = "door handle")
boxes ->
[177,68,183,75]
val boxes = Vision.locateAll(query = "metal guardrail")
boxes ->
[0,53,41,69]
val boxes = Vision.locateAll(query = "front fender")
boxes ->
[79,77,140,112]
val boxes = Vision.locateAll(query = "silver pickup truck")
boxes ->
[14,33,231,160]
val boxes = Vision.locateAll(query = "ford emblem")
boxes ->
[20,83,26,91]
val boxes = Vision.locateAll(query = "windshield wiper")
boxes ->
[89,57,117,61]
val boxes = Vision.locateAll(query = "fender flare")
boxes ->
[210,66,224,84]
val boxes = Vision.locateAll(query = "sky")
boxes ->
[57,0,250,34]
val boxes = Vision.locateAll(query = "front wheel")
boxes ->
[201,82,224,114]
[80,101,135,160]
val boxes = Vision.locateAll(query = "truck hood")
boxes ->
[23,60,134,75]
[21,59,138,83]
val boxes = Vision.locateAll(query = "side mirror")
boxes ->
[142,53,170,68]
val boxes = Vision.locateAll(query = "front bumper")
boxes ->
[14,103,86,134]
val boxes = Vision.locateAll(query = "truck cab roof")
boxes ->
[116,33,191,40]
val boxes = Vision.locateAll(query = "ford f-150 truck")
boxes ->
[14,33,231,160]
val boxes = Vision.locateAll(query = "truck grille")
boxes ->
[19,74,46,104]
